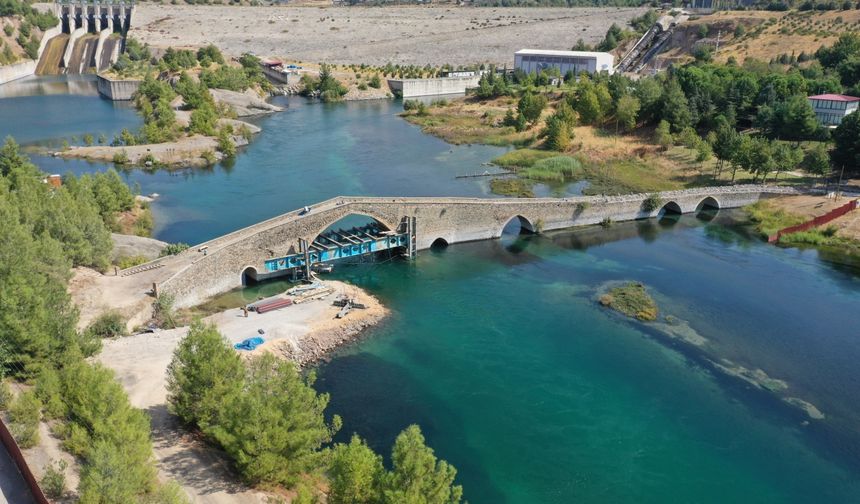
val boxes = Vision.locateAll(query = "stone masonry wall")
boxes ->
[157,186,797,308]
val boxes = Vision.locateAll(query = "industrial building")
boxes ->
[514,49,614,76]
[807,94,859,127]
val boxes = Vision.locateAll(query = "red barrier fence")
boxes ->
[769,199,859,243]
[0,417,49,504]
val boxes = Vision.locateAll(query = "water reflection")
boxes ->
[0,74,113,98]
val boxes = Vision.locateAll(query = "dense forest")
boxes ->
[0,138,186,503]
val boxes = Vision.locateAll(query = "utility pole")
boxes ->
[715,30,722,56]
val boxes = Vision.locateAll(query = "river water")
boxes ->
[2,76,859,503]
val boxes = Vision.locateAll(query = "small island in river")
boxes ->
[599,281,659,322]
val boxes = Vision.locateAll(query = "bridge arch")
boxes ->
[307,211,397,246]
[240,266,258,286]
[500,215,536,236]
[659,201,682,215]
[430,237,449,249]
[696,196,720,211]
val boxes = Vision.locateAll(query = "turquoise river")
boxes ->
[1,76,859,503]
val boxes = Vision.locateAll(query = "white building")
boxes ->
[808,94,859,127]
[514,49,615,76]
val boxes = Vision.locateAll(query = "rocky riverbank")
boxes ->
[252,281,389,366]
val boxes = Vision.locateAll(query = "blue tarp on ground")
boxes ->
[234,337,264,351]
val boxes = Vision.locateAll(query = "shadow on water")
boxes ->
[316,351,509,504]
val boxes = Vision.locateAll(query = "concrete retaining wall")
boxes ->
[0,61,37,85]
[387,76,480,98]
[154,186,798,308]
[261,66,297,85]
[96,74,140,100]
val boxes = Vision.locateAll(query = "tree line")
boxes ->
[471,32,860,179]
[0,138,186,503]
[167,321,464,503]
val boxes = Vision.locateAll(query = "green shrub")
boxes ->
[369,74,382,88]
[201,149,216,166]
[134,208,154,237]
[154,294,177,329]
[217,130,236,157]
[196,44,224,65]
[0,381,11,410]
[40,459,68,500]
[641,193,663,213]
[34,367,66,419]
[113,149,130,165]
[116,255,148,270]
[88,311,127,338]
[141,153,157,167]
[238,124,253,142]
[9,390,41,448]
[403,99,421,111]
[160,242,190,256]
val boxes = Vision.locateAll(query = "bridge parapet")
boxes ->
[154,185,799,308]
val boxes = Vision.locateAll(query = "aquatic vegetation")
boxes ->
[598,281,658,321]
[489,178,534,198]
[744,201,806,239]
[491,148,555,168]
[521,156,583,182]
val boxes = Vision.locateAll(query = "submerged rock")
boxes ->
[711,359,789,392]
[651,316,708,347]
[784,397,826,420]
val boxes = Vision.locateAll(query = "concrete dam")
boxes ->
[36,0,133,76]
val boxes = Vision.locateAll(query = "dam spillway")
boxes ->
[35,34,69,75]
[36,0,134,76]
[66,34,98,74]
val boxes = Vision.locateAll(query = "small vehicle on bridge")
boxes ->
[299,206,312,215]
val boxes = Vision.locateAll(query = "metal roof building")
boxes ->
[808,94,860,127]
[514,49,615,76]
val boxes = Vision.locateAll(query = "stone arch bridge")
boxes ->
[152,185,795,308]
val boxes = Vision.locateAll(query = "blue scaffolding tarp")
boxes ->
[234,337,264,351]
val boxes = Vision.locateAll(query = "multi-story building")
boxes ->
[808,94,860,127]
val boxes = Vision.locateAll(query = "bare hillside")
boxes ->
[130,4,646,66]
